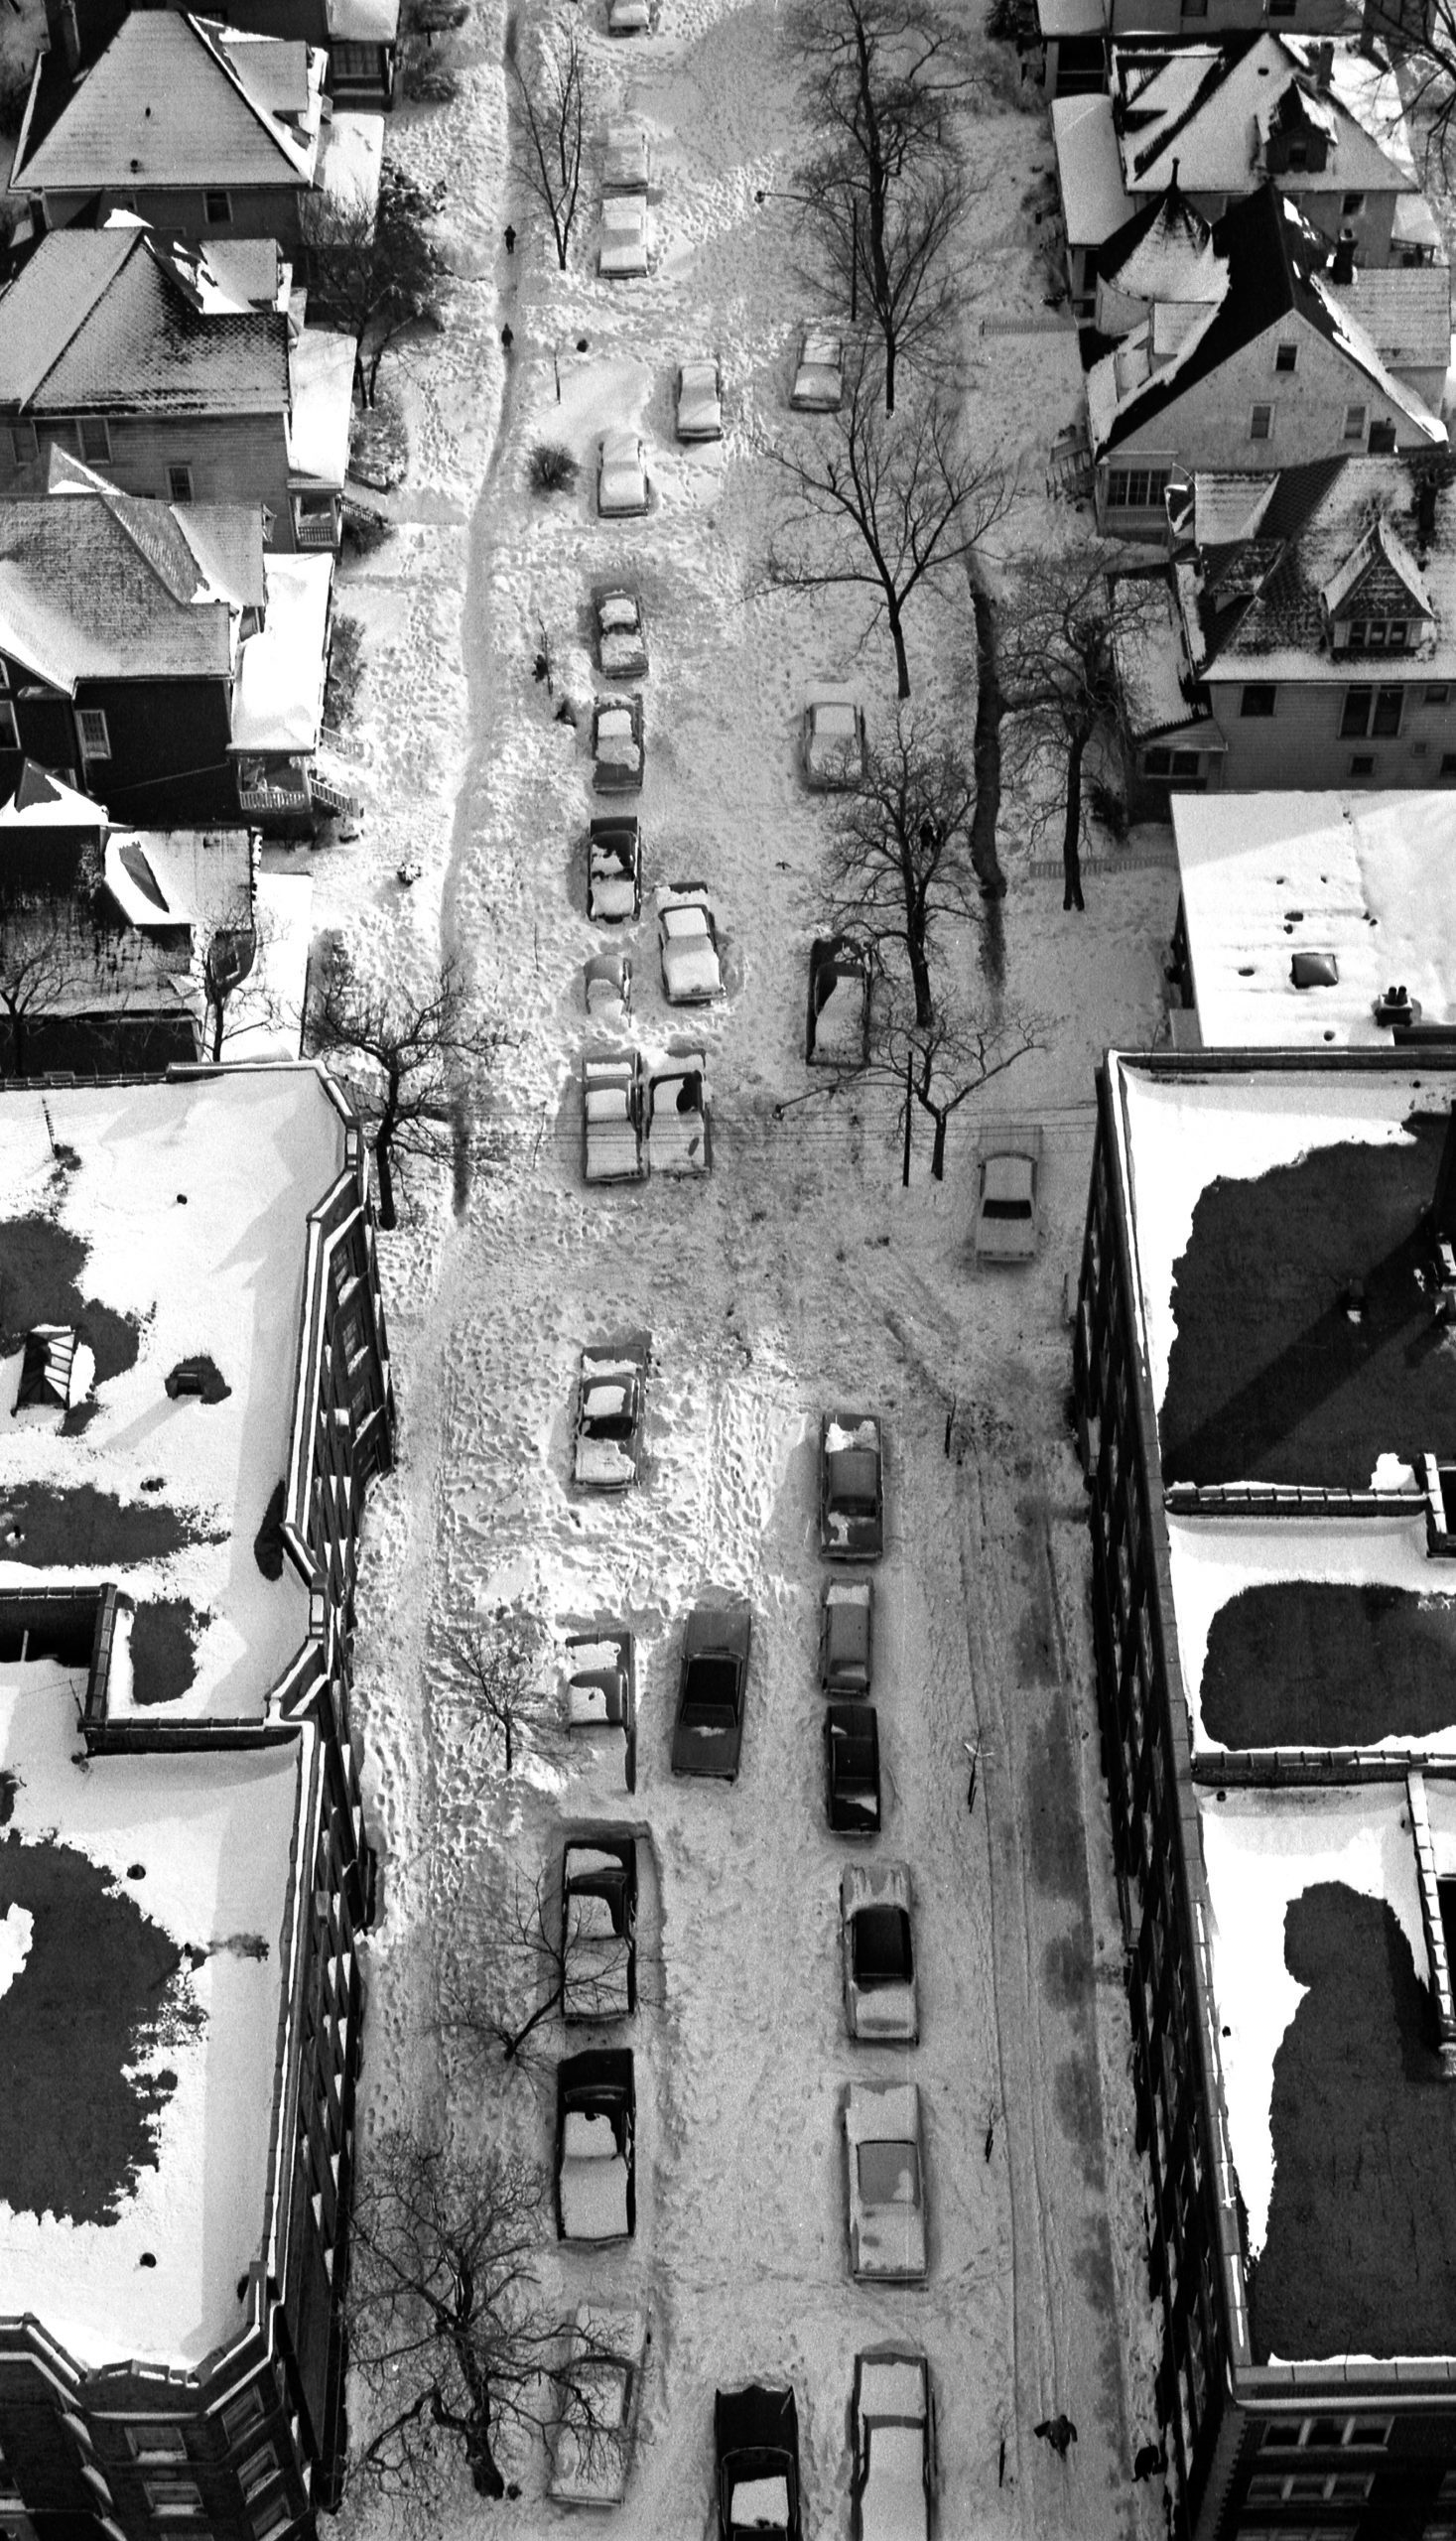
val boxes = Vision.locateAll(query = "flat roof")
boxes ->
[0,1653,303,2369]
[1174,792,1456,1047]
[0,1068,345,1718]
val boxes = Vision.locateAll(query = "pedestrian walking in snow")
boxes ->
[501,325,514,353]
[1133,2442,1162,2481]
[504,223,516,254]
[1034,2415,1078,2459]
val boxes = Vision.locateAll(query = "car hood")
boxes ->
[849,1977,916,2042]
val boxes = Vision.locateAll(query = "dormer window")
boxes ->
[1346,618,1409,652]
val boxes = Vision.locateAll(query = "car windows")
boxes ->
[858,2140,919,2205]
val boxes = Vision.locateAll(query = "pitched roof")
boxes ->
[0,488,260,689]
[1111,32,1417,199]
[12,15,322,195]
[1329,264,1454,384]
[1098,174,1224,306]
[0,227,291,418]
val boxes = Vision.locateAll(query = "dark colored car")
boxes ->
[820,1409,884,1561]
[826,1701,881,1834]
[671,1604,752,1779]
[555,2048,635,2242]
[715,2384,802,2541]
[820,1577,872,1695]
[562,1833,638,2020]
[806,935,870,1066]
[589,815,642,923]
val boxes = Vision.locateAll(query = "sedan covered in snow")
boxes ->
[676,356,723,442]
[547,2304,649,2507]
[820,1576,872,1695]
[807,935,869,1066]
[671,1603,752,1779]
[563,1627,637,1789]
[715,2384,802,2541]
[588,815,642,923]
[975,1128,1043,1263]
[592,694,644,792]
[599,195,651,277]
[597,431,649,518]
[595,585,649,678]
[841,1861,917,2044]
[562,1832,637,2020]
[820,1409,884,1561]
[573,1337,649,1489]
[844,2081,927,2283]
[802,685,866,790]
[646,1050,711,1175]
[658,886,723,1003]
[826,1701,881,1835]
[556,2049,635,2241]
[602,122,650,191]
[583,1052,645,1185]
[606,0,649,29]
[584,947,632,1025]
[791,327,844,412]
[851,2346,936,2541]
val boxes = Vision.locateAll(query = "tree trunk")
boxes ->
[907,938,934,1028]
[502,1712,514,1774]
[884,327,896,418]
[967,559,1007,907]
[1062,723,1088,914]
[931,1110,947,1180]
[209,999,224,1064]
[887,595,911,701]
[901,1046,913,1187]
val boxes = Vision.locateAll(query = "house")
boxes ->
[8,13,383,251]
[1036,0,1357,103]
[0,464,357,827]
[0,225,356,551]
[41,0,399,109]
[1115,454,1456,801]
[1086,185,1446,537]
[1076,1044,1456,2541]
[0,1062,392,2541]
[1052,33,1438,306]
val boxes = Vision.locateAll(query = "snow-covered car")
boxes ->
[821,1576,872,1695]
[603,122,650,191]
[646,1050,711,1175]
[606,0,649,32]
[844,2081,927,2283]
[555,2049,635,2241]
[670,1603,752,1779]
[573,1337,649,1489]
[588,816,642,923]
[597,431,649,518]
[583,1053,645,1185]
[562,1832,637,2020]
[802,685,867,790]
[841,1861,917,2044]
[807,935,869,1065]
[826,1701,881,1834]
[820,1409,884,1560]
[593,695,645,792]
[599,195,651,277]
[715,2385,802,2541]
[975,1127,1043,1263]
[563,1628,637,1790]
[791,327,844,412]
[595,585,649,678]
[851,2346,936,2541]
[547,2304,649,2507]
[658,886,723,1003]
[584,947,632,1024]
[676,357,723,442]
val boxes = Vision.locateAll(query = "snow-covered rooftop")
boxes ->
[233,552,331,752]
[0,1652,303,2369]
[287,327,356,488]
[316,107,383,224]
[1050,93,1132,251]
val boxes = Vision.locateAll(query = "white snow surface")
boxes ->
[0,1902,33,2003]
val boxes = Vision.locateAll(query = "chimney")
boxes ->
[1416,473,1439,550]
[1312,39,1334,90]
[42,0,81,76]
[1331,227,1356,285]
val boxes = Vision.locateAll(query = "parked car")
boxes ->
[593,695,644,792]
[658,886,724,1003]
[583,1053,645,1185]
[844,2081,926,2283]
[588,815,642,922]
[820,1409,884,1561]
[851,2346,936,2541]
[791,327,844,411]
[595,585,649,678]
[547,2304,649,2507]
[584,947,632,1024]
[562,1832,637,2020]
[603,122,650,191]
[647,1050,711,1175]
[563,1627,637,1789]
[556,2049,635,2242]
[802,684,866,789]
[975,1128,1043,1263]
[598,431,650,518]
[806,935,870,1065]
[820,1576,872,1695]
[715,2385,802,2541]
[826,1701,881,1834]
[599,196,651,276]
[676,356,723,441]
[606,0,649,29]
[841,1861,917,2043]
[573,1337,649,1489]
[671,1603,752,1779]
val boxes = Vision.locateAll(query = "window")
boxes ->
[77,418,110,464]
[1344,403,1368,442]
[1443,753,1456,774]
[7,422,38,468]
[203,189,231,225]
[1369,419,1397,453]
[1351,753,1376,774]
[1181,0,1208,16]
[127,2430,188,2464]
[1426,686,1450,705]
[220,2387,267,2448]
[1241,684,1276,717]
[1343,191,1367,216]
[1250,403,1273,441]
[167,463,194,504]
[1346,617,1408,651]
[1106,467,1170,509]
[142,2478,202,2519]
[1274,341,1297,373]
[331,38,377,72]
[249,2507,293,2541]
[1341,685,1403,738]
[237,2446,281,2505]
[0,700,17,750]
[76,708,110,759]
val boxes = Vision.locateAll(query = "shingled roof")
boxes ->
[1111,32,1417,199]
[0,227,291,418]
[0,484,264,690]
[11,15,322,196]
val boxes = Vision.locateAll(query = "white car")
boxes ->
[596,585,649,677]
[584,947,631,1025]
[597,431,649,518]
[602,122,650,191]
[606,0,649,31]
[548,2305,649,2507]
[573,1338,648,1489]
[975,1128,1043,1262]
[675,356,723,442]
[588,816,641,923]
[791,327,844,411]
[646,1050,710,1176]
[841,1862,917,2044]
[851,2347,936,2541]
[845,2081,927,2283]
[592,695,645,792]
[803,684,867,789]
[657,886,724,1003]
[599,195,651,277]
[563,1627,636,1789]
[583,1053,645,1185]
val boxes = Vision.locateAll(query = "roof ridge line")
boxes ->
[10,227,141,411]
[182,13,310,176]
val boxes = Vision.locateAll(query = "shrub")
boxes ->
[325,613,366,729]
[1088,776,1128,841]
[340,500,394,560]
[529,441,580,495]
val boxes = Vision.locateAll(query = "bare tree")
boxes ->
[444,1612,548,1778]
[508,13,589,273]
[999,546,1150,913]
[870,997,1041,1180]
[307,947,506,1229]
[809,153,971,414]
[824,713,979,1024]
[450,1865,644,2066]
[0,908,79,1078]
[349,2130,625,2503]
[761,352,1009,698]
[1358,0,1456,188]
[306,160,448,407]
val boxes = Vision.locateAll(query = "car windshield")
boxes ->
[854,1904,912,1983]
[601,595,638,627]
[828,1447,878,1513]
[815,703,857,738]
[685,1655,739,1708]
[984,1197,1032,1219]
[858,2140,919,2206]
